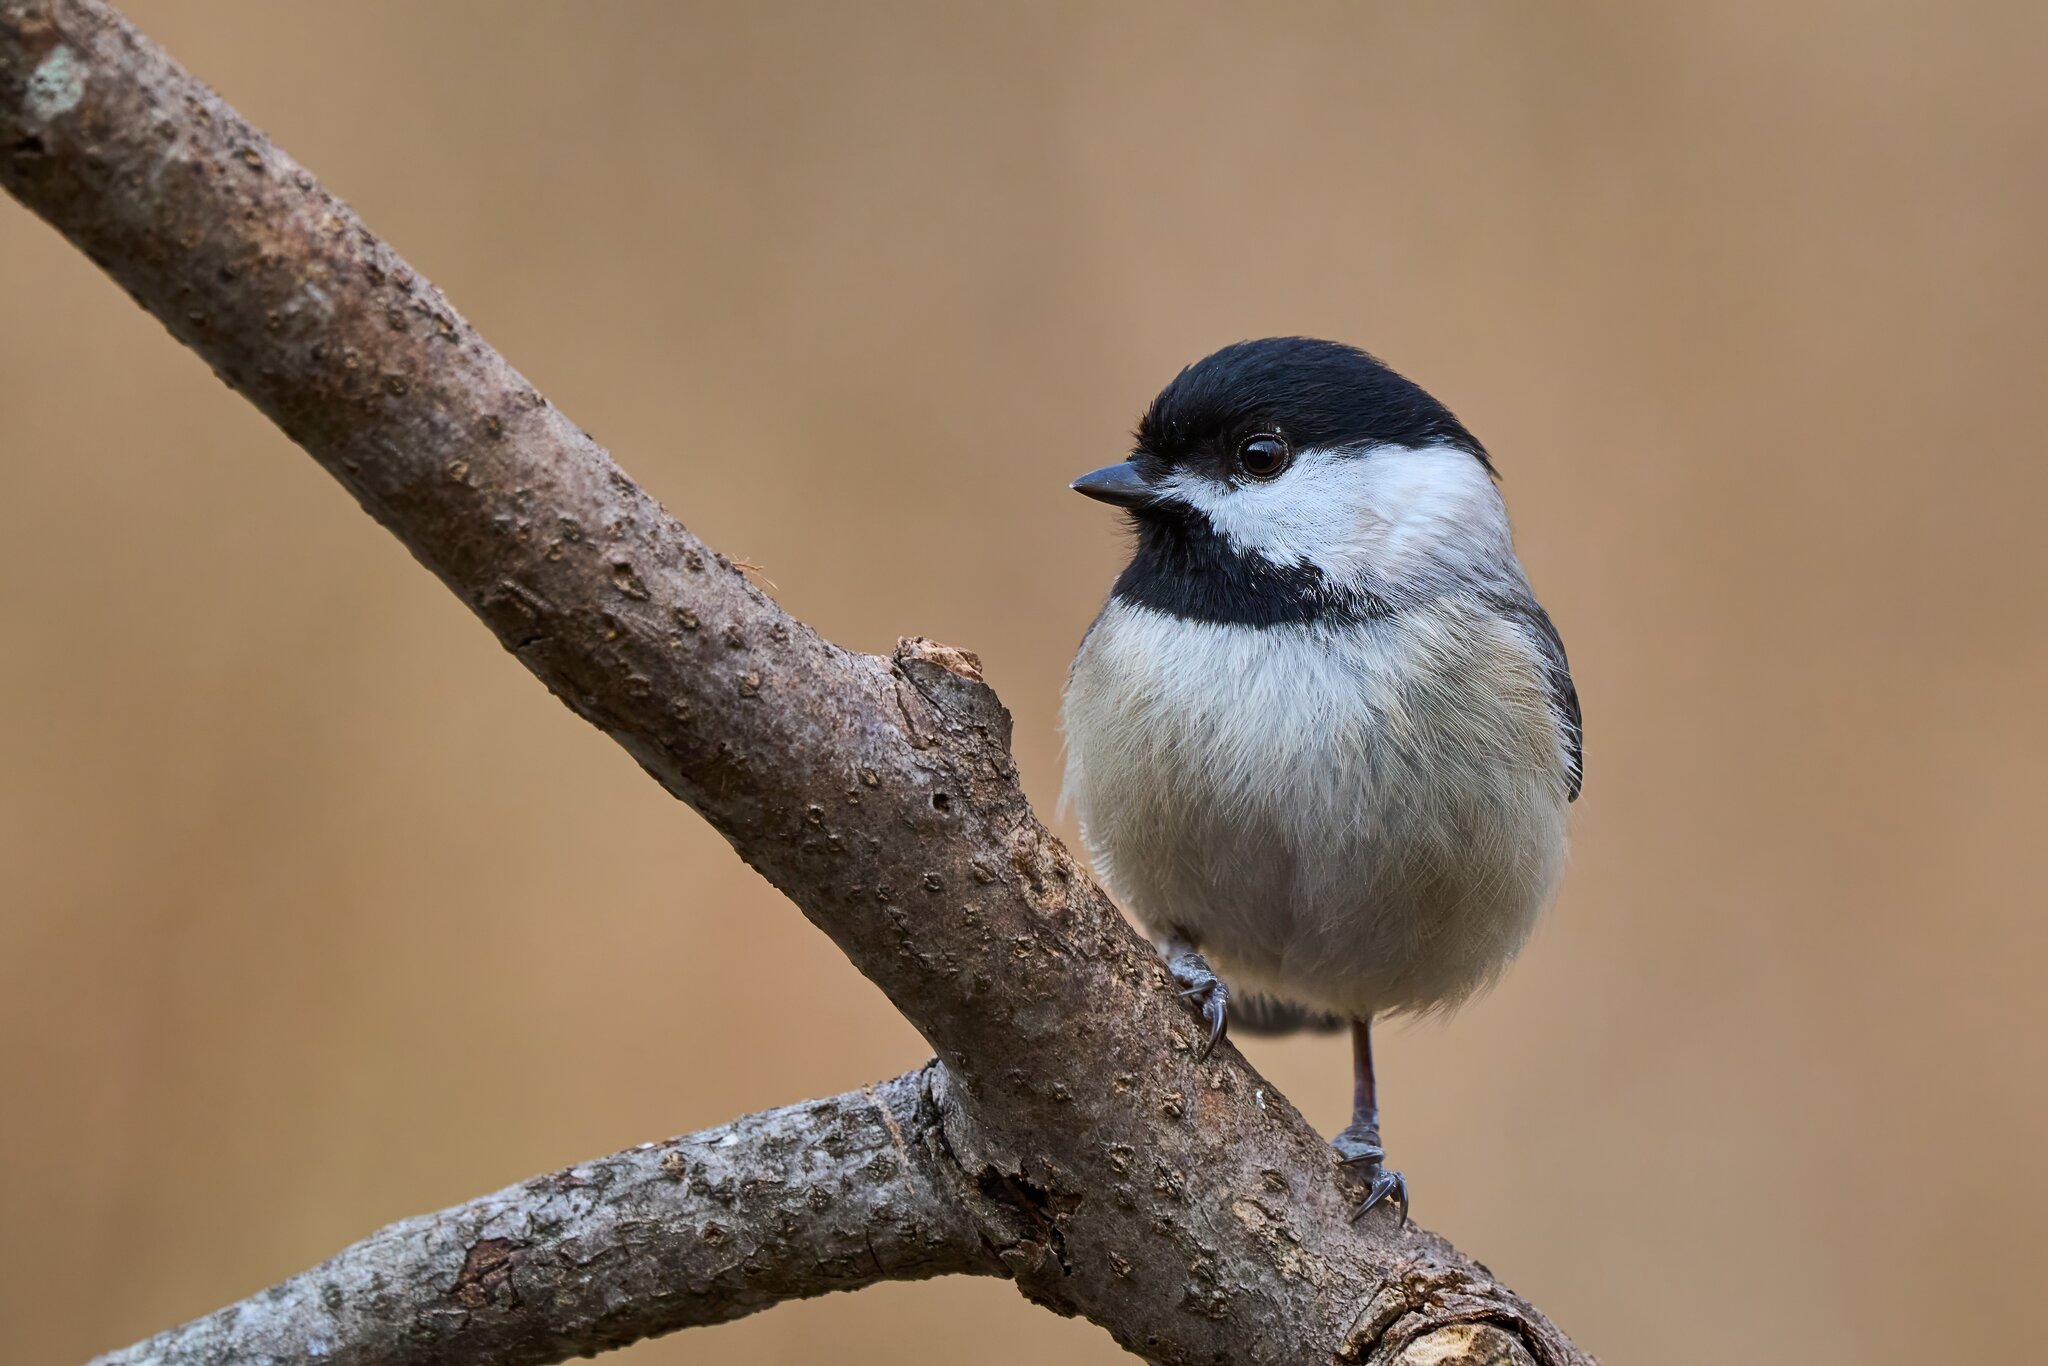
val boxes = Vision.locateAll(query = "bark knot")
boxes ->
[1342,1256,1564,1366]
[449,1236,526,1311]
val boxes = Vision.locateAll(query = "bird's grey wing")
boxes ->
[1493,595,1583,801]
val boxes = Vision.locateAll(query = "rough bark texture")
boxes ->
[93,1069,996,1366]
[0,4,1595,1363]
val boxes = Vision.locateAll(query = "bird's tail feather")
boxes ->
[1231,993,1346,1036]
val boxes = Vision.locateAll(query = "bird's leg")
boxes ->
[1160,931,1228,1061]
[1333,1016,1409,1225]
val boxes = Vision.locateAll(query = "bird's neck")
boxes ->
[1112,508,1392,628]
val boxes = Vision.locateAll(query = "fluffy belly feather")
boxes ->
[1062,598,1570,1019]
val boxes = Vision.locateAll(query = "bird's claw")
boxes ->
[1333,1126,1409,1228]
[1347,1164,1409,1227]
[1165,946,1228,1061]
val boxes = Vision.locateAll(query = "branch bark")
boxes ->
[0,4,1594,1363]
[93,1068,997,1366]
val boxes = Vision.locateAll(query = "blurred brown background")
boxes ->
[4,3,2045,1362]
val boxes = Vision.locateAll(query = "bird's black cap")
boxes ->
[1134,336,1490,479]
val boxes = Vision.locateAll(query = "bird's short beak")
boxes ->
[1070,461,1154,509]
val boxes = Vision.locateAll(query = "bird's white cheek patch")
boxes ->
[1348,445,1513,582]
[1161,443,1509,585]
[1157,449,1375,575]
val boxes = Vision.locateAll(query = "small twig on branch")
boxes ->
[0,3,1594,1363]
[93,1068,996,1366]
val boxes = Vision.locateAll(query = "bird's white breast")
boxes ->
[1061,596,1570,1019]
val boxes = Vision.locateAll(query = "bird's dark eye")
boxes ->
[1236,434,1291,480]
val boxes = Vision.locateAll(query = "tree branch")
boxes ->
[92,1068,997,1366]
[1,4,1594,1362]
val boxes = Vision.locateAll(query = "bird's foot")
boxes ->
[1164,945,1228,1061]
[1333,1123,1409,1227]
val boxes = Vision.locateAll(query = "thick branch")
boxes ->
[1,5,1593,1363]
[92,1068,996,1366]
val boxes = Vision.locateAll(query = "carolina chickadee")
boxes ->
[1062,338,1582,1220]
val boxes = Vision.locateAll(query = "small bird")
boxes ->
[1062,338,1582,1221]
